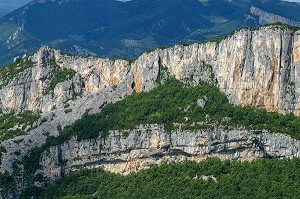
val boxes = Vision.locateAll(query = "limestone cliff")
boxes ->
[1,25,300,116]
[39,124,300,179]
[1,25,300,197]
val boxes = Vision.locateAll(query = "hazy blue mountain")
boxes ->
[0,0,31,17]
[1,0,300,66]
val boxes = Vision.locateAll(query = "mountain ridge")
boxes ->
[1,24,300,198]
[1,0,300,66]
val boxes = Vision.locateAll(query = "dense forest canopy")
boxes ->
[21,158,300,198]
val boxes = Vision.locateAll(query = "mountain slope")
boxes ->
[1,0,300,65]
[1,25,300,198]
[0,0,31,18]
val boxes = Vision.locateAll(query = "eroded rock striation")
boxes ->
[1,26,300,116]
[1,25,300,197]
[39,124,300,179]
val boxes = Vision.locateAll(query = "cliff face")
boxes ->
[1,26,300,115]
[0,47,134,113]
[1,26,300,195]
[137,27,300,115]
[39,124,300,179]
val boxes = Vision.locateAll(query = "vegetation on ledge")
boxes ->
[46,68,76,94]
[50,78,300,142]
[21,158,300,199]
[0,58,35,89]
[0,110,41,141]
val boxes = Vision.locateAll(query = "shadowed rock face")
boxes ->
[39,124,300,179]
[250,6,300,26]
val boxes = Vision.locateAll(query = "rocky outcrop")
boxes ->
[1,25,300,188]
[0,46,135,113]
[139,27,300,115]
[1,25,300,199]
[2,26,300,116]
[39,124,300,179]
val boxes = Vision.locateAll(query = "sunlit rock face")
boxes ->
[1,26,300,196]
[2,26,300,116]
[39,124,300,179]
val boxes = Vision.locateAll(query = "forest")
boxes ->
[21,158,300,198]
[22,78,300,180]
[50,77,300,143]
[15,78,300,197]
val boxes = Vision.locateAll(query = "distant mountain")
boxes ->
[1,0,300,66]
[0,0,31,17]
